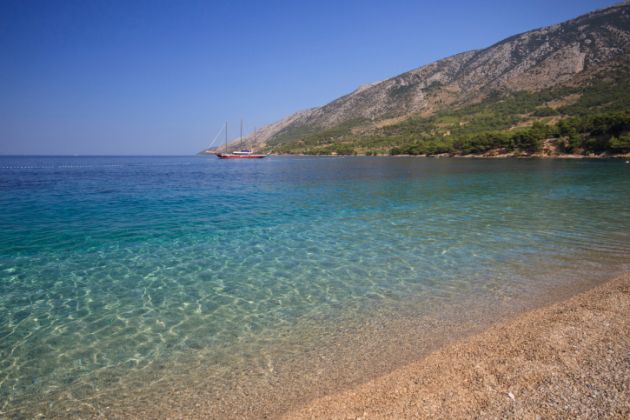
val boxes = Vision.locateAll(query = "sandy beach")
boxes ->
[285,272,630,419]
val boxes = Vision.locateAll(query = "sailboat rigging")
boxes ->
[216,120,266,159]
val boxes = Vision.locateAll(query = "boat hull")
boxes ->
[216,153,266,159]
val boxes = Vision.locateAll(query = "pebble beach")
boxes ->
[286,272,630,419]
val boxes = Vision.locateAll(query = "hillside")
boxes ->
[201,3,630,156]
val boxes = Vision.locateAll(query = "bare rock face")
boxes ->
[202,4,630,152]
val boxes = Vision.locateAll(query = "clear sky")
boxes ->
[0,0,619,155]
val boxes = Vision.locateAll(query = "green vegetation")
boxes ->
[268,119,366,155]
[610,133,630,151]
[267,61,630,156]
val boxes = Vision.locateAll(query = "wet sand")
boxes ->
[285,272,630,419]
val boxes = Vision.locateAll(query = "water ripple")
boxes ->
[0,156,629,415]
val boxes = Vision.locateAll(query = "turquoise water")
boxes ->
[1,156,629,416]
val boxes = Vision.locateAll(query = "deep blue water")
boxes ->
[1,156,629,415]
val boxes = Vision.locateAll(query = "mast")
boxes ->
[225,121,228,153]
[240,119,243,151]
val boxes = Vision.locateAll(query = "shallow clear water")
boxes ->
[1,156,629,416]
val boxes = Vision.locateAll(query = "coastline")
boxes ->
[9,270,627,418]
[285,272,630,419]
[85,271,629,419]
[318,152,630,159]
[199,151,630,159]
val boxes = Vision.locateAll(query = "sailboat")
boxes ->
[216,120,266,159]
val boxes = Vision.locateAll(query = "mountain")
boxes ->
[201,3,630,156]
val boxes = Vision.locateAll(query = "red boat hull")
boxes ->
[216,153,266,159]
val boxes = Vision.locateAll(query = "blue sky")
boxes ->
[0,0,618,155]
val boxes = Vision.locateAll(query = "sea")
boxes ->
[1,156,629,417]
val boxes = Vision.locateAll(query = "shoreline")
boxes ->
[292,153,630,159]
[285,272,630,418]
[199,151,630,159]
[78,271,626,419]
[9,271,627,418]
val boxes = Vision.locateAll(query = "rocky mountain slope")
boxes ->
[201,3,630,154]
